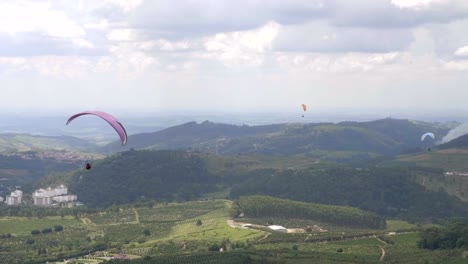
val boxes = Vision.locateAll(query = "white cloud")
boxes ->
[2,1,468,113]
[391,0,448,9]
[0,1,84,38]
[95,43,157,79]
[104,0,143,12]
[273,21,413,53]
[454,45,468,57]
[275,52,401,74]
[84,19,110,30]
[203,21,279,67]
[107,29,134,41]
[72,38,94,48]
[443,60,468,70]
[152,39,191,51]
[0,56,90,79]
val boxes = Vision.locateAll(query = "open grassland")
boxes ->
[385,220,418,231]
[397,149,468,171]
[254,238,382,262]
[0,216,82,235]
[383,233,465,264]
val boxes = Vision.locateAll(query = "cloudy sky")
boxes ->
[1,0,468,116]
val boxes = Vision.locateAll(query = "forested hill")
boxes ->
[238,195,386,229]
[102,118,452,157]
[102,121,286,152]
[66,150,220,207]
[230,166,468,220]
[42,149,468,222]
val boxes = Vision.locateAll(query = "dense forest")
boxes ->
[69,150,219,207]
[237,195,386,229]
[230,166,468,221]
[419,220,468,250]
[34,149,467,223]
[102,119,452,159]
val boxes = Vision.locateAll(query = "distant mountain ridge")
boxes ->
[0,133,97,153]
[101,118,452,159]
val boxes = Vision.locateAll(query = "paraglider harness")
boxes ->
[84,160,93,170]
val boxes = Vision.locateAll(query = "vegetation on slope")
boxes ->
[38,149,467,222]
[419,220,468,250]
[69,150,219,207]
[102,119,452,160]
[237,195,386,229]
[231,166,468,221]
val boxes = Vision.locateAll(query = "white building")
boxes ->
[5,190,22,205]
[54,185,67,196]
[0,196,4,202]
[268,225,288,233]
[33,185,77,206]
[52,195,77,203]
[33,189,53,206]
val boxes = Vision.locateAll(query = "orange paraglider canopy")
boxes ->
[301,104,307,112]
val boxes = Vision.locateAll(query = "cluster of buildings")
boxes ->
[3,190,23,206]
[32,185,77,206]
[2,185,78,207]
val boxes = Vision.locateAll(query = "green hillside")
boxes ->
[39,149,468,222]
[1,200,465,264]
[0,151,95,191]
[237,195,386,229]
[230,165,468,221]
[101,119,452,163]
[390,149,468,202]
[66,150,220,207]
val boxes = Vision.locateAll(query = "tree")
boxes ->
[208,244,220,251]
[41,228,52,234]
[196,220,203,226]
[54,225,64,232]
[143,229,151,236]
[31,230,40,236]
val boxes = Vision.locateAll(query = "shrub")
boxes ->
[41,228,53,234]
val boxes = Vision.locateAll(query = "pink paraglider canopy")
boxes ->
[66,111,127,145]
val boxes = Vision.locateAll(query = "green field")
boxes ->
[385,220,418,231]
[0,216,82,235]
[397,149,468,171]
[0,200,466,264]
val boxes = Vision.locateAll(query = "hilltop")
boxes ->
[101,119,453,163]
